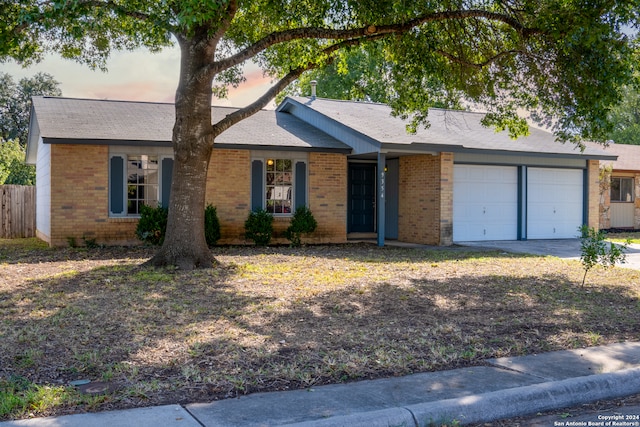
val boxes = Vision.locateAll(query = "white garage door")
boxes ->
[527,168,583,239]
[453,165,518,241]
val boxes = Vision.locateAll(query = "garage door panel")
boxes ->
[454,165,518,241]
[527,168,583,239]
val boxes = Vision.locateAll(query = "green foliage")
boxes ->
[284,206,318,247]
[606,86,640,145]
[135,205,168,246]
[204,204,221,247]
[3,0,640,267]
[579,225,629,286]
[0,138,35,185]
[136,204,221,247]
[244,209,274,246]
[0,375,88,420]
[0,72,62,147]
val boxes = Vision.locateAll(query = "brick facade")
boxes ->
[307,152,348,243]
[45,145,348,247]
[397,153,452,245]
[49,144,138,246]
[205,149,252,244]
[587,160,601,230]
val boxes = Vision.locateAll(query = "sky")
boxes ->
[1,45,276,108]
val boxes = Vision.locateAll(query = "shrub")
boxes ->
[244,209,274,246]
[284,206,318,247]
[135,205,168,245]
[579,225,629,286]
[204,204,221,247]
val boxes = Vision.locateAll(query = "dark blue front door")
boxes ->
[348,164,376,233]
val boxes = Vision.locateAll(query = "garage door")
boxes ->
[527,168,583,239]
[453,165,518,241]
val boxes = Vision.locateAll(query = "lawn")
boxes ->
[605,230,640,244]
[1,238,639,420]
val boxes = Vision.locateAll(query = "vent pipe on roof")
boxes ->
[310,80,317,99]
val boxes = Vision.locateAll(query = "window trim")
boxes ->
[109,152,173,218]
[611,176,634,203]
[251,152,308,216]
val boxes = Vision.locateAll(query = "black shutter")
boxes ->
[295,161,307,209]
[109,155,125,215]
[251,160,263,211]
[161,157,173,209]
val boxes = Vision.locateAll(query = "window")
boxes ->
[110,153,173,217]
[611,177,634,202]
[265,158,292,214]
[250,154,307,215]
[127,155,159,215]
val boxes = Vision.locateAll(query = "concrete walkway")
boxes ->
[2,342,640,427]
[458,238,640,270]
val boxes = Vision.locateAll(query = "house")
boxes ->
[26,95,616,247]
[598,143,640,230]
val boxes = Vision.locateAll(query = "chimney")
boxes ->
[310,80,317,99]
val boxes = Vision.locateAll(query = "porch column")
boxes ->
[377,152,386,247]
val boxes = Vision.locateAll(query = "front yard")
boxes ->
[1,238,639,420]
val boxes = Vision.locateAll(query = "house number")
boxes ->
[380,171,385,199]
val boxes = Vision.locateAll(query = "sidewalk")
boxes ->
[2,342,640,427]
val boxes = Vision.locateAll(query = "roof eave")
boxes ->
[380,142,618,160]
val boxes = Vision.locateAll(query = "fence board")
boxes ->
[0,185,36,238]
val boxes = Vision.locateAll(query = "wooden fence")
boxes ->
[0,185,36,238]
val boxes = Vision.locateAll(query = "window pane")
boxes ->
[266,199,276,213]
[612,178,634,202]
[621,178,633,202]
[126,155,158,215]
[264,158,295,214]
[612,179,621,201]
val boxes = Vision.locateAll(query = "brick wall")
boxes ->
[49,144,138,246]
[205,149,251,244]
[439,153,454,245]
[587,160,601,230]
[46,146,349,247]
[307,152,348,243]
[398,153,451,245]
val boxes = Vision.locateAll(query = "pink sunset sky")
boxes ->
[2,45,276,108]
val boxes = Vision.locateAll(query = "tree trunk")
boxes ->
[147,35,216,270]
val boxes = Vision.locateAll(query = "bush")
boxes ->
[244,209,274,246]
[135,205,168,245]
[284,206,318,247]
[204,204,221,247]
[579,225,629,286]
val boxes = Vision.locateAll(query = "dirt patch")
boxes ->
[1,239,639,420]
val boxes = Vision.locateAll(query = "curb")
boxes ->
[284,367,640,427]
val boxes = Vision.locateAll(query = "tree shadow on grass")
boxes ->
[1,246,638,419]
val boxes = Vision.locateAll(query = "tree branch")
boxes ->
[205,9,538,77]
[210,35,384,138]
[436,49,525,69]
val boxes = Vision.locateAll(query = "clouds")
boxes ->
[2,46,274,108]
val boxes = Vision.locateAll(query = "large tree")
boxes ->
[1,1,638,269]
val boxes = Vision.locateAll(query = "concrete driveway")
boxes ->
[458,239,640,270]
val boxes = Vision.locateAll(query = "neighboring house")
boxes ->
[27,95,615,247]
[598,143,640,230]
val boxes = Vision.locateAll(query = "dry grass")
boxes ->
[1,238,639,420]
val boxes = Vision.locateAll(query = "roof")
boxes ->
[27,96,351,162]
[281,97,616,159]
[597,142,640,171]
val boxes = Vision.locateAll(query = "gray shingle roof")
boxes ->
[287,97,615,158]
[596,142,640,171]
[29,96,351,152]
